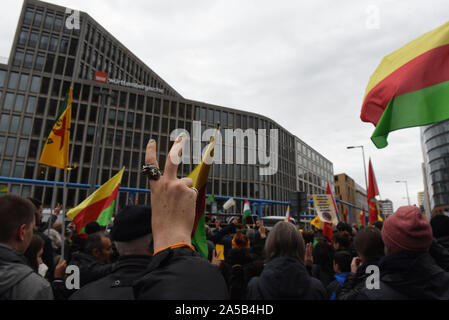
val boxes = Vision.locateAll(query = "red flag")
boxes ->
[367,158,380,225]
[360,208,366,226]
[326,182,339,221]
[323,222,333,243]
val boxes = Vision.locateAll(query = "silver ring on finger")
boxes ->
[190,187,198,195]
[142,164,162,181]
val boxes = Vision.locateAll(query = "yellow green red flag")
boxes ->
[39,87,73,169]
[66,167,125,232]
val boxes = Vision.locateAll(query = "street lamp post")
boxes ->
[89,89,114,195]
[346,145,368,193]
[396,180,411,206]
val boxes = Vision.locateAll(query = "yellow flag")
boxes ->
[39,87,73,169]
[311,215,322,229]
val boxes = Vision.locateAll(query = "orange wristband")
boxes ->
[153,243,196,256]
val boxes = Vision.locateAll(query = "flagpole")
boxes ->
[61,168,67,261]
[49,168,58,237]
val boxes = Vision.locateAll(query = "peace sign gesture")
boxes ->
[145,134,197,253]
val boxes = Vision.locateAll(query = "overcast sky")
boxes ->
[2,0,448,211]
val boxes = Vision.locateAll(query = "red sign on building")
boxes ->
[94,71,108,83]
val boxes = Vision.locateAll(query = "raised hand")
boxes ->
[145,135,197,253]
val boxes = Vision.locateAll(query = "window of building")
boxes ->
[55,56,65,75]
[26,96,36,113]
[34,53,45,71]
[53,15,63,31]
[0,114,9,131]
[33,10,43,27]
[30,76,41,93]
[115,130,123,146]
[69,38,78,56]
[1,160,11,176]
[17,139,28,158]
[127,112,134,128]
[18,28,29,46]
[28,30,38,47]
[65,58,74,76]
[60,37,69,54]
[117,111,125,127]
[5,137,16,155]
[49,36,59,52]
[24,8,33,25]
[44,13,54,29]
[13,49,24,67]
[14,95,24,112]
[22,117,32,135]
[23,51,34,69]
[4,93,14,110]
[8,72,19,89]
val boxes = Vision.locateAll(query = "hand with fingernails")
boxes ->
[145,133,197,253]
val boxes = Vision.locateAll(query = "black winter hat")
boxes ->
[110,205,152,242]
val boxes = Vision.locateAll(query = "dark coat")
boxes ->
[0,244,53,300]
[246,257,327,300]
[437,235,449,251]
[309,264,335,288]
[70,255,152,300]
[36,231,55,281]
[357,251,449,300]
[133,247,229,300]
[326,272,348,300]
[68,251,114,288]
[337,255,382,300]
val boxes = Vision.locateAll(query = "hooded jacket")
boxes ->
[0,243,53,300]
[246,256,326,300]
[357,251,449,300]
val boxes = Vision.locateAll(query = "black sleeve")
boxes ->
[337,272,360,300]
[429,239,449,272]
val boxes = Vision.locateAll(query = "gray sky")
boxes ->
[2,0,448,211]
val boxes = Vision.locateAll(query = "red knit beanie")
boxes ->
[382,206,433,253]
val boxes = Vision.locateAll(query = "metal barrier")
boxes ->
[0,176,368,225]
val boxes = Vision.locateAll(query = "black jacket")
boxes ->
[68,251,114,289]
[357,251,449,300]
[134,247,229,300]
[337,255,383,300]
[246,257,327,300]
[70,255,152,300]
[308,264,335,288]
[437,235,449,251]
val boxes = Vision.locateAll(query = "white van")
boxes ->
[262,216,297,231]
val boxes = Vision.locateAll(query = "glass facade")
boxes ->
[0,0,333,216]
[422,120,449,214]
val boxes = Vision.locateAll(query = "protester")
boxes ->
[219,232,254,299]
[133,136,228,299]
[68,231,114,289]
[337,226,384,300]
[307,241,335,287]
[24,234,47,277]
[357,206,449,299]
[70,205,153,300]
[27,197,56,281]
[430,214,449,250]
[326,250,352,300]
[0,194,54,299]
[246,221,326,299]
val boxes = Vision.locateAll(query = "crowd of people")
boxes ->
[1,136,449,300]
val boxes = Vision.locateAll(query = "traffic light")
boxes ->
[290,192,308,215]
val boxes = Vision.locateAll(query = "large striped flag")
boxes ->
[39,87,73,169]
[189,125,219,259]
[361,21,449,148]
[66,167,125,232]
